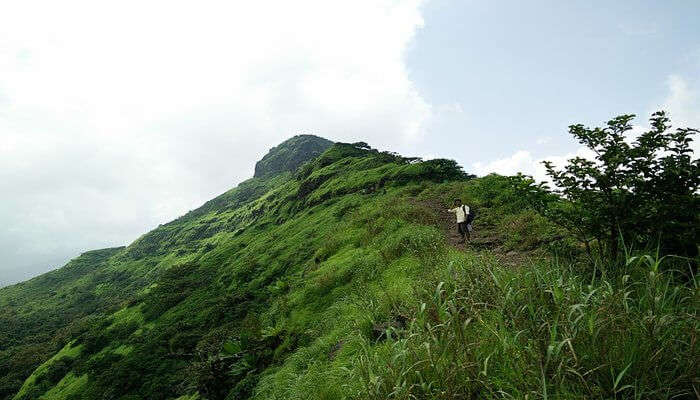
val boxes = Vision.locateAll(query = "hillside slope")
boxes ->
[0,135,331,399]
[1,138,696,400]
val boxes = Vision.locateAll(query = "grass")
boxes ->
[345,252,698,399]
[12,342,83,400]
[2,142,696,399]
[247,180,697,399]
[39,373,88,400]
[245,233,697,400]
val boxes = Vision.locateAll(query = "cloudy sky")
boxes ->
[1,0,698,285]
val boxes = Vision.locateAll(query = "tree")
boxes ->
[540,112,698,261]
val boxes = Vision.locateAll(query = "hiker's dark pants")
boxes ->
[457,222,470,240]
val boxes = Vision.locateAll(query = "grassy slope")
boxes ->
[2,143,697,399]
[0,172,286,399]
[12,341,83,400]
[0,247,124,398]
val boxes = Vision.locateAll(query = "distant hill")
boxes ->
[1,137,695,400]
[253,135,333,178]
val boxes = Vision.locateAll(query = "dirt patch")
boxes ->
[329,340,345,360]
[371,313,409,342]
[409,198,539,267]
[410,198,493,249]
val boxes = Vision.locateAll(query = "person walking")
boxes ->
[448,199,472,243]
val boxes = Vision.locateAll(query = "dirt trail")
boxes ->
[412,198,534,267]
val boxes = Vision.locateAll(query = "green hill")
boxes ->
[0,137,696,400]
[253,135,333,178]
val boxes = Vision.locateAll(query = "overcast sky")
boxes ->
[1,0,699,285]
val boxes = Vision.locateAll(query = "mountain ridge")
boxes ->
[253,134,333,178]
[1,139,469,399]
[0,138,695,400]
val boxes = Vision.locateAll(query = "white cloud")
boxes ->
[536,136,551,145]
[471,147,595,183]
[662,75,700,151]
[0,0,430,284]
[472,150,536,178]
[472,72,700,182]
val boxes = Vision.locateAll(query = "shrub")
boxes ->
[540,112,699,261]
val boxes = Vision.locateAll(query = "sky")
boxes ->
[1,0,698,285]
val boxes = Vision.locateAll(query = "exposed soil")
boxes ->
[328,340,344,360]
[411,198,538,267]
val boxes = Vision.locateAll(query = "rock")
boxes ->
[254,135,334,178]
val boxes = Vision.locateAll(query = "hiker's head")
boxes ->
[453,199,461,206]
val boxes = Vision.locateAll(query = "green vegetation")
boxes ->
[0,247,128,399]
[526,112,699,262]
[0,128,697,399]
[12,341,83,400]
[253,134,333,178]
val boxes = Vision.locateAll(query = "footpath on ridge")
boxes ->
[414,198,540,267]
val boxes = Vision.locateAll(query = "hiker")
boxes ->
[448,199,472,243]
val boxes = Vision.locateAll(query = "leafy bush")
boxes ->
[540,112,699,261]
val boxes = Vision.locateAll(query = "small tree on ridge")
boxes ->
[541,111,699,261]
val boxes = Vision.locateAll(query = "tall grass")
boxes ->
[351,251,698,399]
